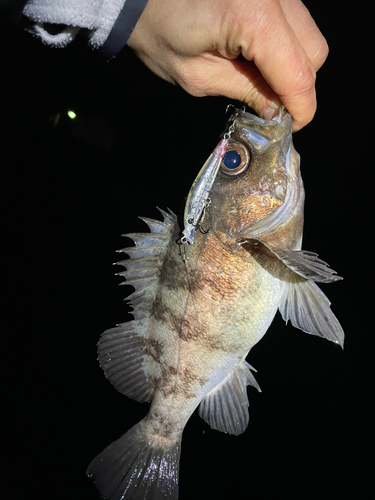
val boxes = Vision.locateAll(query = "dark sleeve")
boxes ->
[100,0,149,58]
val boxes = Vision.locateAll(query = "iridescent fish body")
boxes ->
[87,107,344,500]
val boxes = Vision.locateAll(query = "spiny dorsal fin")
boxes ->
[198,360,261,436]
[97,208,178,402]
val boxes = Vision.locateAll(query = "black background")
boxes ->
[1,2,372,500]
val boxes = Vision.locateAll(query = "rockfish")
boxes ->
[87,107,344,500]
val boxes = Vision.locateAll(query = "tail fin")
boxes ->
[87,419,182,500]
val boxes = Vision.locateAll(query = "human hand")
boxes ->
[128,0,328,132]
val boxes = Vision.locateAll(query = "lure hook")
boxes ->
[223,105,245,140]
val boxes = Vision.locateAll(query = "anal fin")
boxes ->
[98,322,154,403]
[198,361,261,436]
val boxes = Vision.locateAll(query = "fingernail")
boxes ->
[262,103,279,121]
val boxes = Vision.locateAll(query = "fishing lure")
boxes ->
[181,107,243,245]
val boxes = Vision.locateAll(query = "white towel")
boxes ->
[23,0,126,48]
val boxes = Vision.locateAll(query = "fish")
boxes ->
[87,107,344,500]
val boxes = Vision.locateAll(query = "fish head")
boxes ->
[209,107,304,249]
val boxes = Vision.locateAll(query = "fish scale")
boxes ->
[88,107,344,500]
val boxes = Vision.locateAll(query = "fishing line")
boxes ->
[152,236,205,449]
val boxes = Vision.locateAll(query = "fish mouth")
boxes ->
[233,106,293,160]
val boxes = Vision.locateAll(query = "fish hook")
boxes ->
[197,198,211,234]
[225,104,246,116]
[223,106,246,141]
[225,103,236,115]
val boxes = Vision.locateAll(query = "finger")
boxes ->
[171,55,281,118]
[240,5,317,131]
[280,0,329,71]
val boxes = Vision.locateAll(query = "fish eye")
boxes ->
[220,141,250,176]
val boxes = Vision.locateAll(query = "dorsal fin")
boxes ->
[97,209,178,402]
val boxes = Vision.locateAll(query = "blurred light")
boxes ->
[67,110,77,119]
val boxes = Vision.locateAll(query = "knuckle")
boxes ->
[313,35,329,69]
[286,50,317,99]
[172,60,208,97]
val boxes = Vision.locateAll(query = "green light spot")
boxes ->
[67,110,76,119]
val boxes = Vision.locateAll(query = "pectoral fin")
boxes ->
[279,277,344,348]
[198,361,261,436]
[238,237,344,347]
[239,237,342,283]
